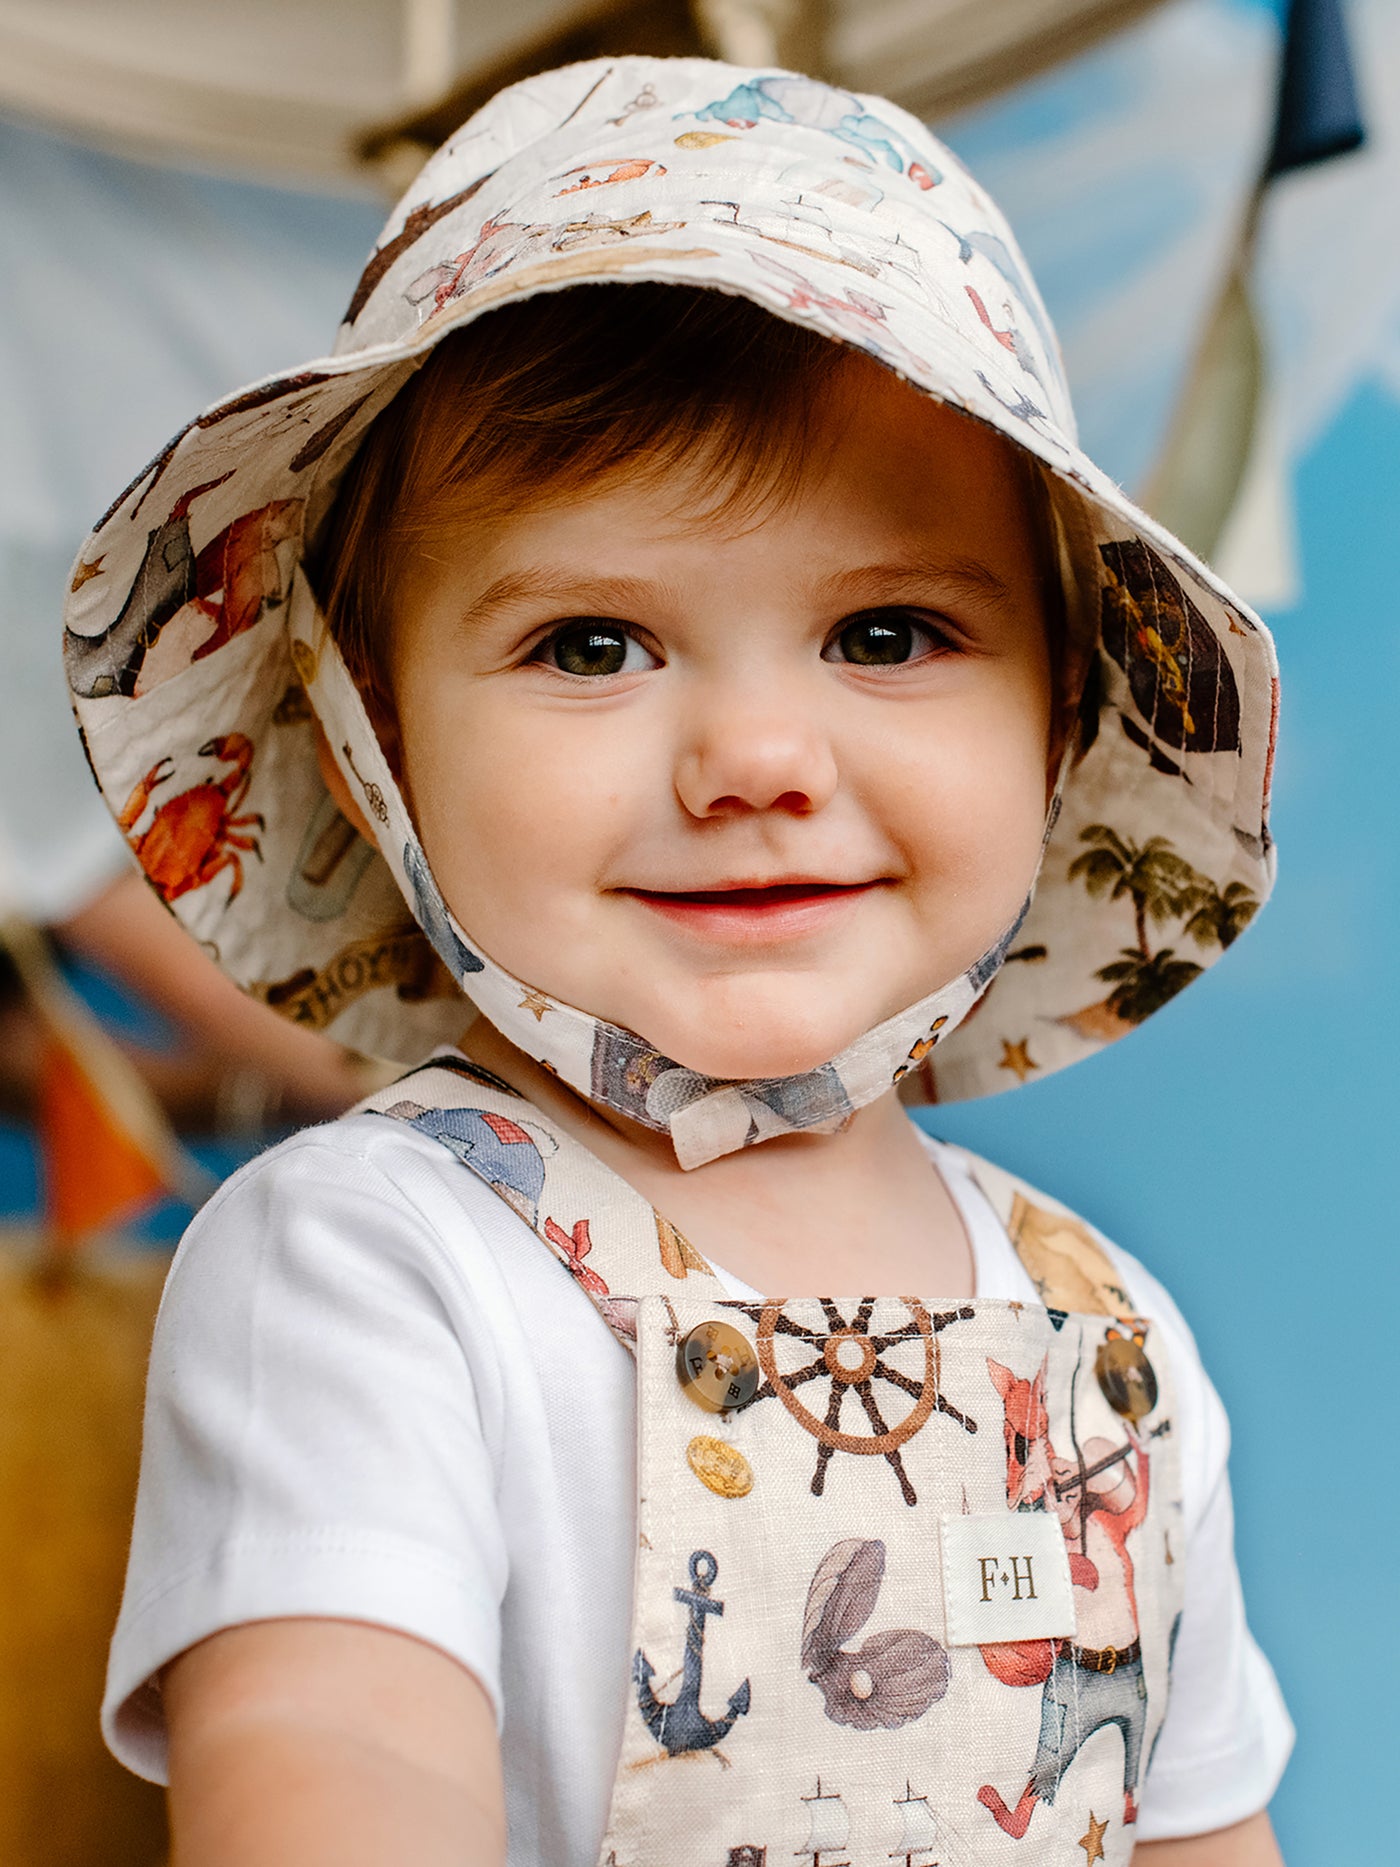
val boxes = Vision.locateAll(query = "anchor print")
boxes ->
[633,1550,751,1756]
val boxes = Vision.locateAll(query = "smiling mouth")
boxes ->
[628,880,878,909]
[619,881,881,948]
[619,879,884,942]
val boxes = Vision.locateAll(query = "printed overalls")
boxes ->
[364,1057,1183,1867]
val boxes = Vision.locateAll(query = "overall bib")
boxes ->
[364,1057,1183,1867]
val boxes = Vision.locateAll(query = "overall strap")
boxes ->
[359,1056,1148,1339]
[357,1055,728,1352]
[953,1145,1146,1321]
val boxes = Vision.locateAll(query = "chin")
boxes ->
[631,990,873,1082]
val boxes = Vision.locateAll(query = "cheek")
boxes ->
[882,692,1051,907]
[396,682,643,934]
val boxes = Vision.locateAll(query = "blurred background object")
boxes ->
[0,1,1184,185]
[0,1233,171,1865]
[0,71,392,1867]
[0,917,196,1865]
[0,105,388,1161]
[1,0,1395,1860]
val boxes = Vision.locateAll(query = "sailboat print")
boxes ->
[890,1783,940,1864]
[797,1779,850,1866]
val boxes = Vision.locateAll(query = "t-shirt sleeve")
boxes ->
[103,1134,510,1785]
[1105,1247,1294,1840]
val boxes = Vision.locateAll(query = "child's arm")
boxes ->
[1132,1811,1284,1864]
[165,1617,506,1867]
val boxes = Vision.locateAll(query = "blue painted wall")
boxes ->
[927,379,1400,1858]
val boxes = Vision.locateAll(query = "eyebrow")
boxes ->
[456,568,684,629]
[810,556,1017,611]
[454,553,1015,629]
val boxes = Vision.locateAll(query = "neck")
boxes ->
[457,1015,974,1297]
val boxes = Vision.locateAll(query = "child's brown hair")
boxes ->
[312,282,1064,716]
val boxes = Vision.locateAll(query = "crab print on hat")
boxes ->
[117,735,262,905]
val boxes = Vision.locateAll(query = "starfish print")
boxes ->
[725,1298,976,1505]
[1078,1811,1109,1863]
[518,988,552,1021]
[70,554,106,591]
[998,1037,1039,1083]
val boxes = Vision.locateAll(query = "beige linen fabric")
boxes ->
[363,1058,1183,1865]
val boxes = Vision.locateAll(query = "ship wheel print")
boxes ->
[728,1299,977,1505]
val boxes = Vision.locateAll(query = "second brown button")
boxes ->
[677,1319,759,1413]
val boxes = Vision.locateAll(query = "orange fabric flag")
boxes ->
[3,917,199,1253]
[37,1032,169,1245]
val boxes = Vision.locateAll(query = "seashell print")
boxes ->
[801,1538,949,1730]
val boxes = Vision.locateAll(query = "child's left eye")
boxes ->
[822,609,950,667]
[534,621,659,677]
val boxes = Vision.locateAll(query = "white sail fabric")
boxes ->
[892,1787,940,1855]
[799,1784,850,1857]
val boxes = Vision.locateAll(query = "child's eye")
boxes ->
[535,621,659,677]
[823,609,953,667]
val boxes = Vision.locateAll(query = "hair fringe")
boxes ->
[311,284,847,702]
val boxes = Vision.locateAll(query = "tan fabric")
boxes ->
[0,2,1165,185]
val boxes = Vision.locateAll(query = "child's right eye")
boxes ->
[535,621,659,678]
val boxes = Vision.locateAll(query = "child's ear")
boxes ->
[314,722,379,843]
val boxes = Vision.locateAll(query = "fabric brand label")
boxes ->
[940,1512,1076,1646]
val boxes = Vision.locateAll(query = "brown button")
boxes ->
[677,1320,759,1414]
[1094,1328,1159,1423]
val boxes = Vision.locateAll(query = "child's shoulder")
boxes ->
[187,1104,485,1229]
[166,1105,554,1332]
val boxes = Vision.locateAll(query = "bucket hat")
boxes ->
[64,57,1277,1158]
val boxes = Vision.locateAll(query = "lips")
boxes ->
[619,877,884,942]
[632,880,873,908]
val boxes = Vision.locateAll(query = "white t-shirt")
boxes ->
[105,1109,1293,1854]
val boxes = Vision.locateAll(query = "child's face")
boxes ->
[383,355,1055,1080]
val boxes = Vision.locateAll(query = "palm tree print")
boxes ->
[1068,827,1203,953]
[1181,878,1259,950]
[1067,825,1251,1026]
[1095,947,1203,1023]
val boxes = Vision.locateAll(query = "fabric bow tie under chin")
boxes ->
[453,909,1029,1171]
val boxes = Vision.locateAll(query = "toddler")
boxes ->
[67,57,1291,1867]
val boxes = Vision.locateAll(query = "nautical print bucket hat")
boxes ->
[64,57,1278,1164]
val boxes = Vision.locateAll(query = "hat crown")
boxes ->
[333,57,1075,444]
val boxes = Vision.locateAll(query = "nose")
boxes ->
[673,682,839,819]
